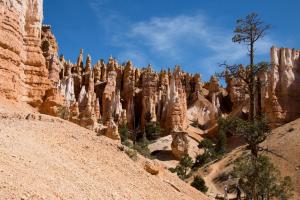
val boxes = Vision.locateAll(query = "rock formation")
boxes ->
[0,0,50,106]
[101,71,121,140]
[265,47,300,126]
[163,67,189,159]
[2,1,300,158]
[121,61,136,129]
[141,66,159,131]
[225,66,247,111]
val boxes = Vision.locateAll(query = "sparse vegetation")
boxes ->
[173,154,194,180]
[215,131,227,154]
[119,124,152,158]
[216,118,229,154]
[215,13,293,199]
[57,106,70,120]
[119,124,129,142]
[125,148,138,161]
[191,175,208,193]
[193,138,222,169]
[193,118,231,169]
[41,40,50,53]
[145,121,161,141]
[234,155,293,200]
[133,137,152,158]
[232,117,271,157]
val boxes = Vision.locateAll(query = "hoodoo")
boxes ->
[0,1,300,199]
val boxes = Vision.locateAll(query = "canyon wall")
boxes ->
[37,25,220,157]
[265,47,300,126]
[0,0,50,106]
[1,0,300,159]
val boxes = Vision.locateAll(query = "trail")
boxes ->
[201,150,241,200]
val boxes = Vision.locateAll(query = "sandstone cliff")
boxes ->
[2,0,300,159]
[0,0,50,106]
[265,47,300,126]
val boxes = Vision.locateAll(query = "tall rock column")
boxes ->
[157,70,169,123]
[208,75,220,116]
[0,0,50,105]
[41,25,62,86]
[73,49,84,100]
[102,71,120,140]
[164,67,189,159]
[265,46,300,126]
[22,0,50,106]
[122,61,135,129]
[141,66,159,131]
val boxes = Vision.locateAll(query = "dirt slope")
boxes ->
[263,118,300,198]
[0,100,208,200]
[196,118,300,199]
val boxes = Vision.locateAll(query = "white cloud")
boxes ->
[88,3,275,80]
[127,14,274,70]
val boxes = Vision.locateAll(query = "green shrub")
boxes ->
[194,153,211,168]
[57,106,70,120]
[234,155,293,199]
[41,40,50,52]
[175,154,194,180]
[215,131,227,154]
[133,137,152,158]
[119,124,129,142]
[125,149,138,161]
[194,138,218,168]
[168,167,176,173]
[216,117,231,154]
[122,140,133,148]
[191,176,208,193]
[145,121,161,141]
[198,138,214,151]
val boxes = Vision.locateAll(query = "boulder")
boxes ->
[144,160,160,175]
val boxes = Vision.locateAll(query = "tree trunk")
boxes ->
[257,79,262,118]
[249,41,256,122]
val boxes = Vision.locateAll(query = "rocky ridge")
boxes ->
[1,0,300,159]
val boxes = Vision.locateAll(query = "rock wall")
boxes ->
[0,0,50,106]
[3,1,300,156]
[39,43,209,145]
[265,46,300,126]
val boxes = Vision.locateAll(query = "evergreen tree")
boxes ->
[191,176,208,193]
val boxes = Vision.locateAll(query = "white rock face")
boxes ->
[78,86,87,111]
[66,77,75,102]
[265,46,300,126]
[187,95,216,128]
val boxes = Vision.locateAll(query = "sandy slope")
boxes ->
[196,118,300,199]
[0,100,208,200]
[263,118,300,198]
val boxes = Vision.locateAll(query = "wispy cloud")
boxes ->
[88,2,275,80]
[126,14,274,74]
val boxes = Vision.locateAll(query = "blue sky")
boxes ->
[44,0,300,81]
